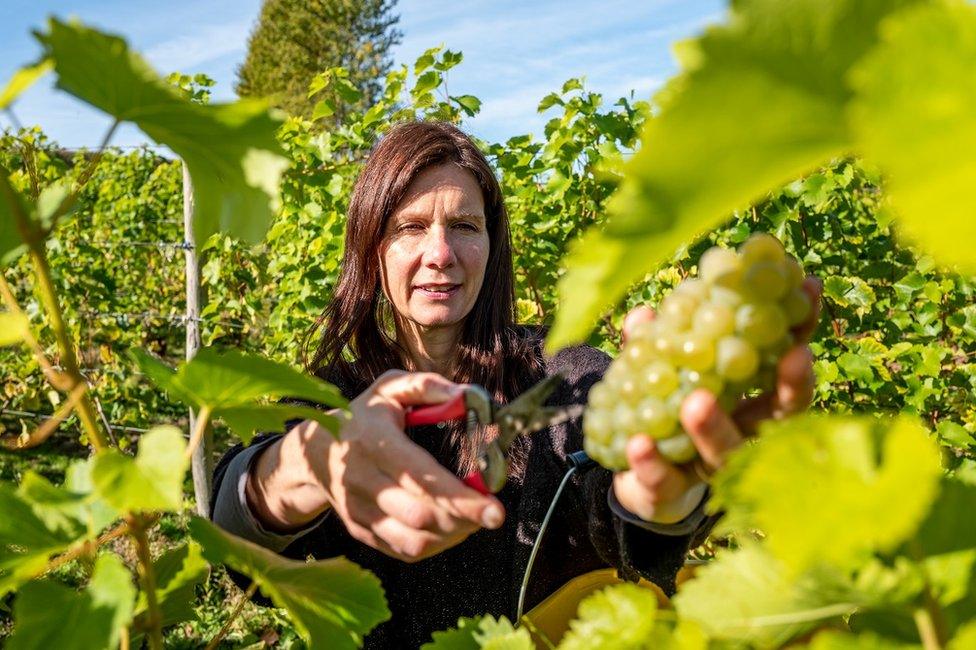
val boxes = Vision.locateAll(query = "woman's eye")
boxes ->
[456,222,480,232]
[397,223,424,233]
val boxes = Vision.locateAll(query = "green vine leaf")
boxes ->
[134,542,210,630]
[711,414,942,574]
[850,1,976,272]
[0,170,29,266]
[91,425,188,513]
[558,583,661,650]
[422,615,533,650]
[0,59,52,110]
[131,347,345,442]
[35,18,288,245]
[189,518,390,650]
[547,0,920,349]
[8,554,135,650]
[806,629,920,649]
[674,543,857,647]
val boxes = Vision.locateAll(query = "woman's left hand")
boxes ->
[612,277,823,524]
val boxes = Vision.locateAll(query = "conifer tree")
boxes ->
[236,0,401,119]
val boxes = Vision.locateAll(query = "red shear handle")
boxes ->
[404,392,467,427]
[463,471,490,495]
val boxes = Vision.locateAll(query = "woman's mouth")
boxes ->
[415,283,461,299]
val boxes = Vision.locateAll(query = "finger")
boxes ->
[623,434,691,503]
[360,472,466,535]
[369,514,445,563]
[731,345,814,434]
[792,276,823,343]
[621,306,656,344]
[680,389,745,470]
[372,436,505,530]
[775,345,815,415]
[335,498,404,559]
[374,371,463,407]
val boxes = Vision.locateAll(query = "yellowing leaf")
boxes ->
[0,312,29,346]
[0,59,52,110]
[851,1,976,272]
[712,414,942,574]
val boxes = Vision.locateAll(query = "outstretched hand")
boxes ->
[611,277,822,524]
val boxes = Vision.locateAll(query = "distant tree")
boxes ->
[236,0,401,120]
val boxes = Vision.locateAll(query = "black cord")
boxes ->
[516,450,598,621]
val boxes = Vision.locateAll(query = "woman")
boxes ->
[211,121,820,648]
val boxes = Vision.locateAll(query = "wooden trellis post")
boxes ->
[183,161,213,517]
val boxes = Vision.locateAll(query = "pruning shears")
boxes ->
[404,374,585,495]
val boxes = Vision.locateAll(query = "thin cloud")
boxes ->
[144,19,253,73]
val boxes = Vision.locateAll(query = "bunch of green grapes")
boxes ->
[583,233,810,470]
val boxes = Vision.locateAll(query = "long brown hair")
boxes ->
[303,121,543,476]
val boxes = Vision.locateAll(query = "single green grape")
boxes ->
[699,246,742,287]
[587,381,614,410]
[680,369,725,396]
[715,335,759,382]
[655,433,697,464]
[677,332,715,372]
[693,302,735,339]
[744,260,788,301]
[623,338,656,367]
[639,360,680,397]
[735,301,787,349]
[635,396,677,439]
[673,278,710,302]
[781,286,811,326]
[613,402,639,436]
[739,232,785,266]
[658,293,698,331]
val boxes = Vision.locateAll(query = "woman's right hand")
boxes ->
[246,370,506,563]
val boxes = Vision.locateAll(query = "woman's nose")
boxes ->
[422,227,457,268]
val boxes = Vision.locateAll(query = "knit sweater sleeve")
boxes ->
[545,344,714,596]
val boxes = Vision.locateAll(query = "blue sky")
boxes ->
[0,0,725,149]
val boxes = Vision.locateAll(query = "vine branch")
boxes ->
[0,165,111,451]
[128,513,163,650]
[206,582,258,650]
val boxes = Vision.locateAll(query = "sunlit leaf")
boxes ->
[806,629,920,649]
[558,583,661,650]
[850,1,976,272]
[36,18,288,245]
[135,542,209,629]
[422,615,533,650]
[0,480,87,596]
[131,348,346,440]
[0,311,29,346]
[674,543,857,647]
[711,414,942,574]
[0,170,29,266]
[190,518,389,650]
[219,403,342,444]
[0,59,52,110]
[547,0,923,349]
[91,425,188,513]
[132,347,344,410]
[8,554,135,650]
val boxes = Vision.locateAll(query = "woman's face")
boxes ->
[380,163,490,334]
